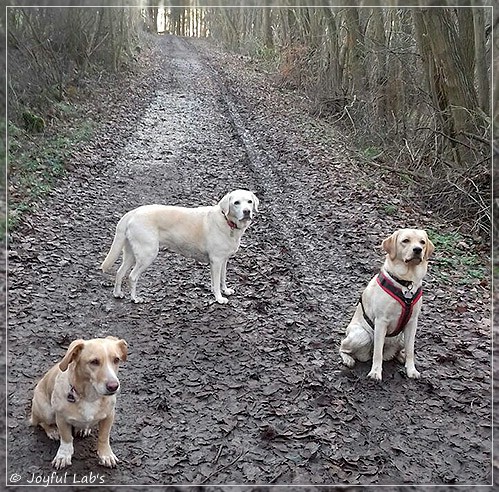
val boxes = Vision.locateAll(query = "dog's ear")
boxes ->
[117,339,128,362]
[251,193,260,212]
[59,339,85,372]
[382,231,399,261]
[424,234,435,260]
[218,192,232,215]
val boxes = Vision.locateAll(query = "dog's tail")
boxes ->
[100,214,130,272]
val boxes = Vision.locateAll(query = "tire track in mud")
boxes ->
[196,40,319,277]
[188,36,351,322]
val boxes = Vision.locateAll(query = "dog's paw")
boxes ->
[113,292,125,299]
[52,453,72,469]
[76,428,92,438]
[216,296,229,304]
[396,349,406,364]
[367,369,382,381]
[406,367,421,379]
[340,353,356,368]
[98,450,119,468]
[52,441,74,469]
[132,297,145,304]
[223,288,235,296]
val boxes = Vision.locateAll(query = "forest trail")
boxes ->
[7,35,491,486]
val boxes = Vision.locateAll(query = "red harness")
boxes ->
[360,271,423,337]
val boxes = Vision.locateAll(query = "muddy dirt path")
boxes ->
[7,36,492,487]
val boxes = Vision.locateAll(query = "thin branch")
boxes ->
[201,449,249,484]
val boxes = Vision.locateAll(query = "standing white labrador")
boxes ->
[339,229,434,381]
[101,189,259,304]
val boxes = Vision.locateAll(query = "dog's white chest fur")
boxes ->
[68,398,114,428]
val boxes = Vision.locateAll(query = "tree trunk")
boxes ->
[262,7,273,49]
[473,7,490,114]
[343,8,365,95]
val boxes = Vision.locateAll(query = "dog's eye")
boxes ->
[113,357,120,365]
[248,200,253,204]
[234,200,240,205]
[89,359,100,366]
[401,239,410,244]
[420,240,426,245]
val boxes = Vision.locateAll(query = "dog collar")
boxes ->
[222,212,239,231]
[67,385,78,403]
[359,271,422,337]
[386,271,414,290]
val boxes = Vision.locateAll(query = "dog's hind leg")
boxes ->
[340,325,372,368]
[113,242,134,299]
[39,422,60,441]
[128,242,159,303]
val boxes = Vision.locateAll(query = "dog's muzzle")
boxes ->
[405,247,423,263]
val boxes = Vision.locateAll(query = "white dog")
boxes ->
[101,189,259,304]
[339,229,434,381]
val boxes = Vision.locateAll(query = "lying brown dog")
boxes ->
[30,336,128,469]
[340,229,434,381]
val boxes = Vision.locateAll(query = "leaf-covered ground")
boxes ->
[7,35,492,487]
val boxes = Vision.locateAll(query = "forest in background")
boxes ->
[5,1,495,237]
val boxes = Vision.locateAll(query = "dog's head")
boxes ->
[382,228,434,265]
[59,336,128,397]
[218,189,259,224]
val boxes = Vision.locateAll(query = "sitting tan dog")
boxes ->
[339,229,434,381]
[101,189,259,304]
[30,337,128,469]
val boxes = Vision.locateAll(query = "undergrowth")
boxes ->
[7,111,95,239]
[428,229,488,286]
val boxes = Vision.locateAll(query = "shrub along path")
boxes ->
[7,35,491,487]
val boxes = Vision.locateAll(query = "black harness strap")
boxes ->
[359,294,375,330]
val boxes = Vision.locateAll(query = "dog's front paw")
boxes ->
[132,297,145,304]
[223,288,235,296]
[113,291,125,299]
[216,296,229,304]
[52,452,72,469]
[52,441,74,469]
[98,450,119,468]
[367,369,382,381]
[52,456,72,469]
[406,367,421,379]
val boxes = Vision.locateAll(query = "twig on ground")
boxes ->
[213,443,224,463]
[201,449,249,484]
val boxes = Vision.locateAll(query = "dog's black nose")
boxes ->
[413,246,423,255]
[243,209,251,217]
[106,381,119,393]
